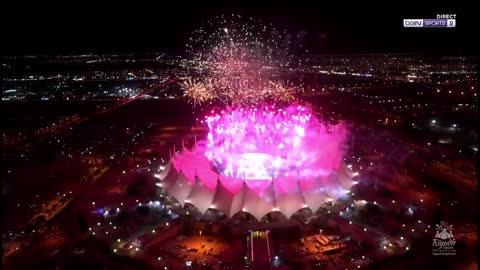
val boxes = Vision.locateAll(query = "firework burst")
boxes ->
[181,78,213,106]
[157,15,353,220]
[178,14,349,184]
[183,14,297,106]
[267,81,296,102]
[202,104,347,180]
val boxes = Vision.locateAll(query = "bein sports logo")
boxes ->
[404,14,456,28]
[432,221,456,256]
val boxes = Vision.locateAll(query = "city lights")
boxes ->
[2,9,477,270]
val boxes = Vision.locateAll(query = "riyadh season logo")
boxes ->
[432,221,456,256]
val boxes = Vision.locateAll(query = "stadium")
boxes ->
[155,141,358,222]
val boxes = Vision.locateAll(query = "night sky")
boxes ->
[1,5,477,56]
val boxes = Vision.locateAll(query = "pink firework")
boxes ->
[184,15,296,105]
[201,104,347,182]
[158,16,355,220]
[163,103,353,219]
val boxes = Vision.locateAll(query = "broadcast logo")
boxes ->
[432,221,456,256]
[404,14,456,28]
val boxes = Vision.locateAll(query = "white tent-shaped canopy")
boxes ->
[274,179,307,219]
[157,148,357,220]
[155,160,172,181]
[167,172,193,207]
[211,180,234,217]
[336,164,354,190]
[242,182,276,221]
[185,176,216,214]
[301,184,331,213]
[229,182,248,219]
[157,163,179,191]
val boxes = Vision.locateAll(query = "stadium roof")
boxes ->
[155,148,356,220]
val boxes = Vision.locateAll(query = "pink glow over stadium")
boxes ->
[161,108,353,219]
[156,16,355,219]
[167,104,349,197]
[203,104,347,182]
